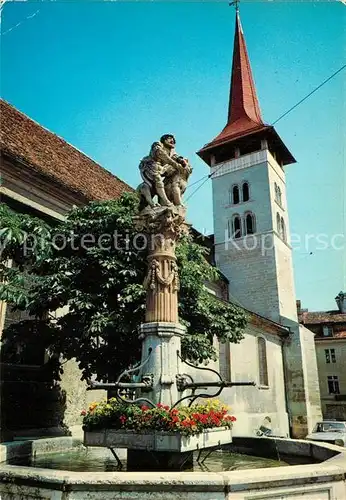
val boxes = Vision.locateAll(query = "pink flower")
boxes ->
[80,409,87,416]
[119,415,127,424]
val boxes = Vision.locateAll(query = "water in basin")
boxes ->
[15,447,288,472]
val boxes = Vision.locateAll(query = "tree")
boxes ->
[0,193,247,381]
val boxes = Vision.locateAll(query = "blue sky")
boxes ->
[1,1,345,311]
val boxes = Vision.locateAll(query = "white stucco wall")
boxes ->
[182,325,290,438]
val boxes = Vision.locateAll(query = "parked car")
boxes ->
[306,421,346,447]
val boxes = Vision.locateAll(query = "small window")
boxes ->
[325,348,336,364]
[323,326,333,337]
[325,349,330,364]
[233,215,242,239]
[274,182,282,206]
[245,212,256,235]
[281,217,286,242]
[327,376,340,394]
[258,337,268,386]
[242,182,250,202]
[276,213,286,241]
[232,185,240,205]
[276,213,281,234]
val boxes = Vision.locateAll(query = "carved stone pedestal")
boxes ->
[138,322,185,407]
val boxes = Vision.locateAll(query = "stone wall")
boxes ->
[218,325,289,437]
[282,323,323,438]
[0,357,106,440]
[315,338,346,420]
[212,156,283,322]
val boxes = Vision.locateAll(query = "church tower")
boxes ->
[198,11,322,438]
[198,11,297,325]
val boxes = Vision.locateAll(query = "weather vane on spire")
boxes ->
[229,0,240,12]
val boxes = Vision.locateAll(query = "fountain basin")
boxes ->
[0,436,345,499]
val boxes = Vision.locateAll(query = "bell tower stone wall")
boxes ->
[211,147,322,437]
[211,148,297,323]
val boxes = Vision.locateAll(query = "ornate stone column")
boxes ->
[134,205,189,406]
[135,205,187,323]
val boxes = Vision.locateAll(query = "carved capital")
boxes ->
[134,205,189,243]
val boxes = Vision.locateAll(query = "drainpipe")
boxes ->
[280,329,293,438]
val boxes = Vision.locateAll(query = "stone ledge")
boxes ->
[0,436,345,498]
[0,437,81,464]
[0,463,345,493]
[228,436,344,462]
[138,322,186,338]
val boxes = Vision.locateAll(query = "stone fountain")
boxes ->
[84,134,253,470]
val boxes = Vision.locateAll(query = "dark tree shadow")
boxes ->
[0,320,70,442]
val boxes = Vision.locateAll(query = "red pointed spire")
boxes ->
[197,10,295,166]
[227,11,263,127]
[199,11,266,157]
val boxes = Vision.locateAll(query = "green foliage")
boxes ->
[0,193,246,381]
[0,204,52,309]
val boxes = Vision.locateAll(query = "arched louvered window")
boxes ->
[242,182,250,202]
[233,215,242,239]
[232,185,240,205]
[281,217,286,242]
[245,212,256,235]
[277,213,286,241]
[276,213,281,234]
[275,182,282,206]
[257,337,268,386]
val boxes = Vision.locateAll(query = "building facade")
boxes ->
[298,292,346,421]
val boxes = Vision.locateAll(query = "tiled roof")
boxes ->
[315,331,346,340]
[334,330,346,339]
[0,99,132,201]
[299,311,346,325]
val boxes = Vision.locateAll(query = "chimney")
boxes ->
[335,291,346,313]
[296,300,301,313]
